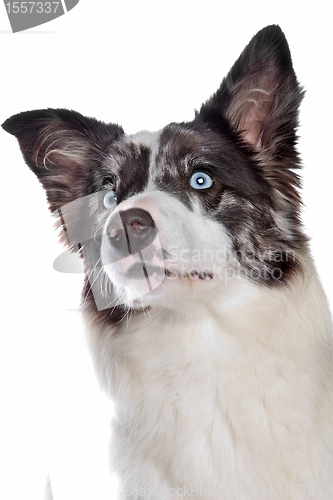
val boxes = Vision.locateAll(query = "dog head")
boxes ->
[2,25,306,312]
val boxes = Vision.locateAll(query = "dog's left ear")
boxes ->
[199,25,304,151]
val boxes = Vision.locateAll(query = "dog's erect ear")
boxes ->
[199,25,304,151]
[2,109,124,212]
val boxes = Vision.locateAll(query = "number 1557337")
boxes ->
[5,2,60,14]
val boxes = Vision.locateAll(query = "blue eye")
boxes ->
[190,171,213,190]
[103,190,117,209]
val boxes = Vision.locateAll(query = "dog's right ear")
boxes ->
[2,108,124,213]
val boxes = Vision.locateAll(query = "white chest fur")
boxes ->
[86,270,333,500]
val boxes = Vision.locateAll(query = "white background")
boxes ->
[0,1,332,499]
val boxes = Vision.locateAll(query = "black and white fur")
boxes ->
[3,25,333,499]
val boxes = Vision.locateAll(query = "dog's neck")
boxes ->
[84,252,333,396]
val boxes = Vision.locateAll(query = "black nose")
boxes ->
[107,208,157,255]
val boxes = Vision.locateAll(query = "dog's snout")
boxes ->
[107,208,157,255]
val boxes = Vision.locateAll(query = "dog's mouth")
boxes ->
[184,271,214,280]
[124,262,168,280]
[123,262,213,281]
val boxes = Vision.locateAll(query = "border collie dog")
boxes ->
[3,25,333,500]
